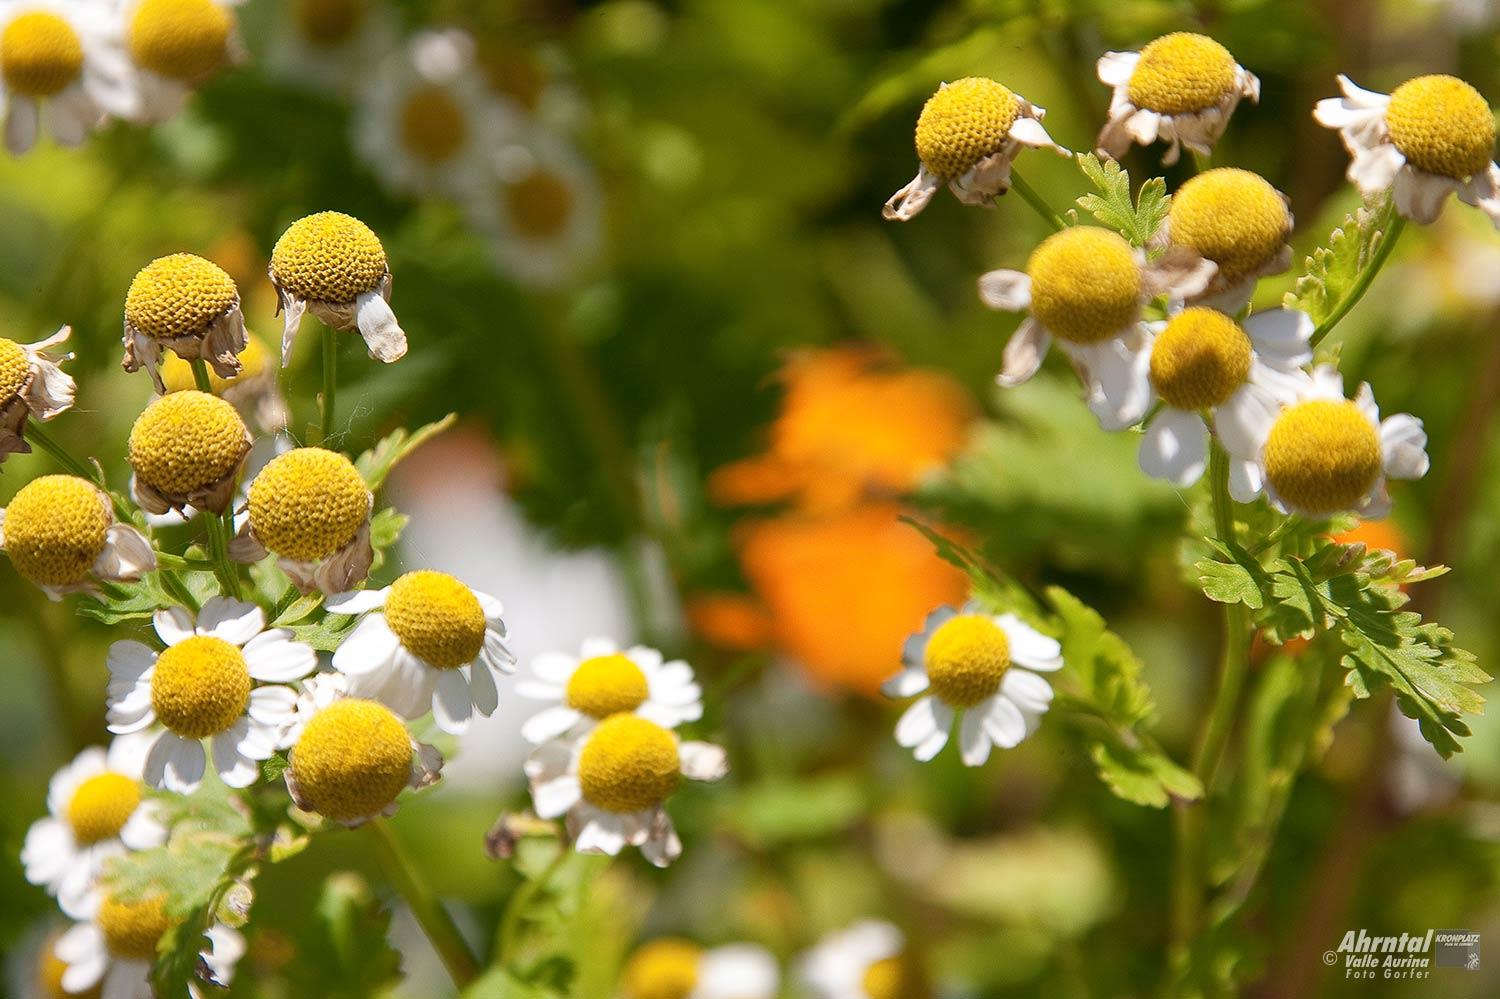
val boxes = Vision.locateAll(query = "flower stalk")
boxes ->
[1309,201,1405,348]
[367,820,479,988]
[1008,171,1067,232]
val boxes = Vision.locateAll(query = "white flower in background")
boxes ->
[53,896,243,999]
[1156,168,1294,312]
[474,37,586,133]
[105,598,317,793]
[1229,365,1429,516]
[518,636,701,745]
[1096,32,1260,166]
[526,715,727,867]
[0,326,75,461]
[978,225,1215,428]
[0,473,155,600]
[884,605,1062,766]
[120,0,241,122]
[328,569,514,733]
[1314,73,1500,226]
[352,27,519,198]
[798,921,923,999]
[265,0,394,96]
[21,736,165,919]
[620,938,780,999]
[1136,307,1312,488]
[0,0,137,153]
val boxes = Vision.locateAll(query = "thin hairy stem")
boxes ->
[368,821,479,988]
[24,422,136,522]
[202,510,242,599]
[319,324,337,446]
[1008,171,1067,232]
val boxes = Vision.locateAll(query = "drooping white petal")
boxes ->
[1139,408,1209,486]
[324,588,390,615]
[996,318,1051,387]
[531,774,582,819]
[894,695,942,748]
[331,614,401,676]
[996,614,1063,671]
[1096,50,1139,86]
[1346,143,1406,198]
[469,653,501,715]
[1244,308,1313,368]
[212,731,260,788]
[522,705,582,745]
[1229,458,1265,503]
[1380,414,1430,480]
[881,667,931,698]
[984,696,1029,749]
[153,606,196,647]
[883,164,943,221]
[958,707,994,766]
[431,668,474,733]
[354,287,408,363]
[1216,383,1280,461]
[1001,668,1055,713]
[196,597,266,645]
[679,741,729,781]
[1392,167,1457,224]
[151,733,207,793]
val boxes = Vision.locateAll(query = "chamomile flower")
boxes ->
[1228,365,1429,516]
[884,606,1061,766]
[265,0,394,96]
[475,38,585,133]
[0,0,137,154]
[120,253,250,393]
[621,939,780,999]
[526,715,728,867]
[121,0,241,122]
[159,332,288,433]
[22,736,165,919]
[52,892,243,999]
[1096,32,1260,166]
[798,921,924,999]
[1135,307,1313,487]
[269,211,407,367]
[230,446,375,594]
[0,326,75,462]
[977,225,1215,428]
[884,76,1069,221]
[1313,73,1500,226]
[1157,168,1294,311]
[104,598,317,793]
[325,569,515,734]
[518,637,702,745]
[127,389,251,515]
[0,474,155,599]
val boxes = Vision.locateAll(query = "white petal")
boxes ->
[1392,167,1456,224]
[958,708,993,766]
[153,606,196,646]
[1244,308,1313,367]
[212,731,260,788]
[1097,50,1139,86]
[679,741,729,781]
[469,654,500,716]
[521,705,582,744]
[1139,409,1209,486]
[331,614,401,676]
[977,270,1031,311]
[574,812,628,855]
[1215,382,1280,460]
[1380,414,1430,480]
[196,597,266,645]
[1001,668,1055,712]
[996,614,1063,671]
[531,651,579,683]
[1229,458,1265,503]
[1009,114,1066,152]
[1075,338,1153,430]
[984,696,1029,748]
[883,164,942,221]
[106,641,156,685]
[431,668,474,734]
[157,734,206,793]
[1347,142,1405,196]
[1458,163,1500,229]
[997,319,1051,387]
[324,587,389,615]
[247,684,298,726]
[881,667,931,698]
[894,695,941,748]
[243,630,318,682]
[531,775,582,818]
[354,287,408,363]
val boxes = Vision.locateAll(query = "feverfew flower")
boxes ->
[326,569,515,734]
[884,605,1061,766]
[526,715,728,867]
[1096,32,1260,166]
[126,389,251,515]
[0,474,155,599]
[883,76,1069,221]
[1157,168,1294,311]
[1314,73,1500,226]
[121,0,241,122]
[266,0,394,96]
[798,921,923,999]
[52,893,243,999]
[620,939,780,999]
[105,598,317,793]
[120,253,250,393]
[518,637,702,745]
[0,326,75,461]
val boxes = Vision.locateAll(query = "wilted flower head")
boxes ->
[126,389,251,515]
[0,474,155,599]
[286,694,441,826]
[1158,168,1293,311]
[0,325,75,461]
[120,252,250,392]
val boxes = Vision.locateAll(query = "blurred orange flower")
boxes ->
[1330,518,1409,557]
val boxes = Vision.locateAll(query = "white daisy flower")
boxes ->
[53,897,243,999]
[0,325,74,462]
[327,569,514,734]
[104,598,317,793]
[620,939,780,999]
[1134,307,1313,488]
[798,921,921,999]
[883,76,1069,221]
[264,0,395,97]
[1228,364,1429,517]
[0,474,155,600]
[474,38,586,134]
[21,736,165,919]
[884,605,1062,766]
[119,0,242,123]
[978,225,1215,429]
[1096,32,1260,166]
[518,636,702,745]
[1155,168,1294,313]
[0,0,137,154]
[1313,73,1500,226]
[526,715,728,868]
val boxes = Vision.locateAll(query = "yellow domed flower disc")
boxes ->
[923,613,1011,708]
[577,714,681,813]
[128,0,232,81]
[566,653,650,718]
[1026,228,1142,344]
[914,77,1021,181]
[160,332,269,393]
[3,474,110,587]
[1169,169,1289,282]
[150,635,251,739]
[290,698,413,822]
[66,772,141,845]
[1126,33,1238,116]
[270,211,388,305]
[124,253,239,342]
[863,955,927,999]
[621,939,703,999]
[1149,308,1252,410]
[0,337,31,404]
[382,570,487,669]
[97,893,174,960]
[247,447,369,562]
[505,170,574,239]
[397,84,468,165]
[293,0,364,48]
[1264,400,1383,514]
[36,929,102,999]
[127,390,248,498]
[1385,75,1496,180]
[0,11,83,97]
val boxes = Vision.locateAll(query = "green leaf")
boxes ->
[463,968,562,999]
[290,610,359,652]
[1194,542,1266,609]
[727,775,869,846]
[1283,201,1392,327]
[1089,741,1203,808]
[900,516,1043,618]
[355,413,457,491]
[77,574,182,624]
[1049,585,1153,729]
[1074,153,1169,246]
[368,506,410,574]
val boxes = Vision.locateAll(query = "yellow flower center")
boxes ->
[127,390,249,499]
[1149,307,1252,410]
[66,772,142,845]
[621,939,702,999]
[270,211,388,304]
[397,84,468,165]
[97,893,174,961]
[914,76,1021,180]
[124,253,239,341]
[577,714,681,813]
[565,653,649,718]
[0,336,30,405]
[923,613,1010,708]
[1126,32,1239,115]
[150,635,251,739]
[862,956,925,999]
[1168,169,1289,283]
[128,0,232,82]
[37,929,102,999]
[290,698,412,822]
[382,570,486,669]
[2,474,110,587]
[1385,74,1496,180]
[1026,227,1141,344]
[0,11,82,97]
[505,169,575,239]
[292,0,363,48]
[1264,400,1383,515]
[247,447,370,562]
[160,332,269,393]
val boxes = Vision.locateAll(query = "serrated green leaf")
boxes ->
[1089,741,1203,808]
[77,574,181,624]
[1194,544,1265,609]
[1074,153,1169,245]
[355,413,457,491]
[1048,585,1153,728]
[1283,200,1392,327]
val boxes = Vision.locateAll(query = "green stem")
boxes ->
[318,324,336,445]
[1008,171,1066,232]
[202,511,241,599]
[153,551,216,572]
[367,821,479,989]
[1309,206,1405,349]
[24,422,136,523]
[497,846,569,964]
[190,358,214,394]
